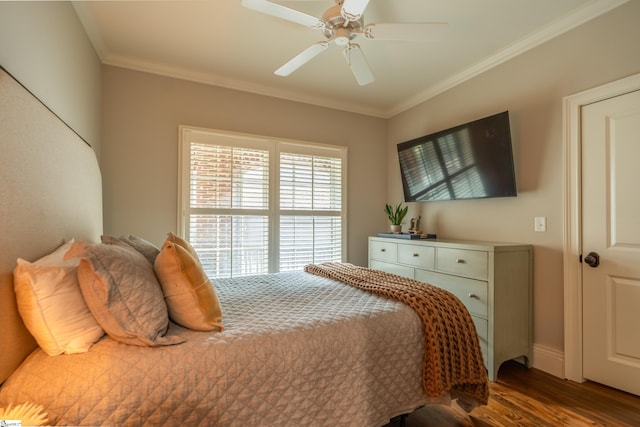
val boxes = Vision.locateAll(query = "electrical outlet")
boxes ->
[534,216,547,232]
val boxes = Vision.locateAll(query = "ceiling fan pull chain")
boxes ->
[344,44,352,66]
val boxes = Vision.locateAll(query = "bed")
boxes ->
[0,66,488,426]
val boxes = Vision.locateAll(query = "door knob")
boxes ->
[584,252,600,268]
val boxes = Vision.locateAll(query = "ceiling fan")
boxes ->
[241,0,447,86]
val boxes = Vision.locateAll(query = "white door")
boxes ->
[581,89,640,396]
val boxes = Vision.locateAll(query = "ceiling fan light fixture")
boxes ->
[334,27,351,46]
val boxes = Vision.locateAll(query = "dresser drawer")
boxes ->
[414,269,488,317]
[398,244,435,269]
[471,316,488,367]
[436,248,488,280]
[369,260,414,279]
[369,240,397,263]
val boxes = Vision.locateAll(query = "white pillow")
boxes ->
[13,240,104,356]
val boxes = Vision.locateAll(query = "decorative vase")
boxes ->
[390,224,402,234]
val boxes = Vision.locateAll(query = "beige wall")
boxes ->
[101,66,387,266]
[387,1,640,359]
[0,1,102,156]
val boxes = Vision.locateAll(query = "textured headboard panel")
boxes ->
[0,67,103,383]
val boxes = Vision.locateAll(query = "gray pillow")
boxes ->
[101,234,160,265]
[65,241,183,347]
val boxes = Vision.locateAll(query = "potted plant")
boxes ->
[384,203,408,233]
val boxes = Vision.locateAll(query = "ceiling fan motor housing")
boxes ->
[322,4,363,44]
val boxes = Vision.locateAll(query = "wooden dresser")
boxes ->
[368,236,532,380]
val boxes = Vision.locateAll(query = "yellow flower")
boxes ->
[0,402,48,426]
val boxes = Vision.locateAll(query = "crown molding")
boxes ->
[73,0,628,119]
[386,0,630,117]
[101,54,388,118]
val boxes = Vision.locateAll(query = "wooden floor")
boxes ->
[388,361,640,427]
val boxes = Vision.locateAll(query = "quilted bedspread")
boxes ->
[304,263,489,408]
[0,271,437,426]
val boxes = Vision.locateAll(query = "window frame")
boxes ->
[178,125,348,276]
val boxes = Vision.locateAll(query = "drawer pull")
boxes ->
[380,248,386,252]
[468,293,479,299]
[413,253,420,257]
[456,258,466,264]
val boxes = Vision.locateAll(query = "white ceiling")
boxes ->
[72,0,626,118]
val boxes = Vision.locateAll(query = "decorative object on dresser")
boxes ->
[384,202,409,233]
[408,215,422,234]
[377,232,437,240]
[368,236,532,381]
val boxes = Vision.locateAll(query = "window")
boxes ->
[179,126,347,278]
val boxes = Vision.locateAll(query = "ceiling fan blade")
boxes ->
[242,0,323,29]
[364,23,448,42]
[275,42,330,76]
[341,0,370,22]
[342,44,374,86]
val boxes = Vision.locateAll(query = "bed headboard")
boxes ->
[0,67,103,383]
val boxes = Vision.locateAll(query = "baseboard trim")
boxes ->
[532,344,565,378]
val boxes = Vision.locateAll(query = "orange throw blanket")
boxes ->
[304,262,489,409]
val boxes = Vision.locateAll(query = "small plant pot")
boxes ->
[390,224,402,234]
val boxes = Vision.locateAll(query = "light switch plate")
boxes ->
[534,216,547,232]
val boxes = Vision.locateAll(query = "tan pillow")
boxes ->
[13,240,104,355]
[166,232,200,260]
[154,235,223,332]
[65,241,184,347]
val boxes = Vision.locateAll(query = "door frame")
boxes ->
[563,72,640,382]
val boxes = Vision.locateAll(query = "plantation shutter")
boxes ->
[179,127,346,279]
[279,152,343,271]
[187,142,270,278]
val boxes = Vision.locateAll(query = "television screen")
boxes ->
[397,111,517,202]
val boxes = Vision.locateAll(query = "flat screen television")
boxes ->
[397,111,517,202]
